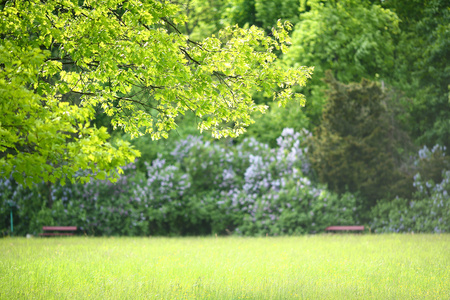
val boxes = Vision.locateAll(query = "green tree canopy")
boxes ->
[172,0,226,40]
[0,0,312,186]
[278,0,400,132]
[284,0,399,84]
[381,0,450,151]
[223,0,300,33]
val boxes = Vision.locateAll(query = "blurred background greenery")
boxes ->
[1,0,449,236]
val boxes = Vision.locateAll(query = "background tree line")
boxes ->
[1,0,449,235]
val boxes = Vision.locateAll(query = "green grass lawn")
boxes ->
[1,234,449,299]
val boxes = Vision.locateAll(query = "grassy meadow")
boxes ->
[1,234,449,299]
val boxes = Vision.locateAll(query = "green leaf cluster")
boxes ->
[222,0,300,32]
[284,0,399,84]
[382,0,450,150]
[0,0,312,185]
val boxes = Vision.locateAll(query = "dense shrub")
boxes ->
[1,164,146,236]
[371,170,450,233]
[371,145,449,233]
[51,163,147,236]
[0,177,44,235]
[1,129,362,236]
[414,145,450,184]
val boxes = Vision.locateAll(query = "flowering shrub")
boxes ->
[371,146,450,233]
[132,157,214,235]
[0,163,148,236]
[239,180,358,236]
[142,128,356,235]
[2,129,362,236]
[414,145,449,184]
[57,163,147,236]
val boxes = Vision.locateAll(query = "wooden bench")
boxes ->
[40,226,77,236]
[326,226,364,232]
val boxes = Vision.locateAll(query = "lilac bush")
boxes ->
[2,128,362,236]
[47,162,147,236]
[131,157,210,235]
[156,128,358,235]
[0,163,148,236]
[414,144,449,184]
[371,146,450,233]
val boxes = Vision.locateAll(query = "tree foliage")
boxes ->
[172,0,226,40]
[238,101,311,148]
[381,0,450,151]
[284,0,399,84]
[0,0,312,185]
[221,0,300,33]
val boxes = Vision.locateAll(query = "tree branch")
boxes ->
[179,46,201,65]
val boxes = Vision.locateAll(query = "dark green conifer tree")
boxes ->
[308,72,413,210]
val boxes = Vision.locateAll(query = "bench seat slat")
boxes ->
[42,226,77,231]
[39,233,75,236]
[326,226,364,231]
